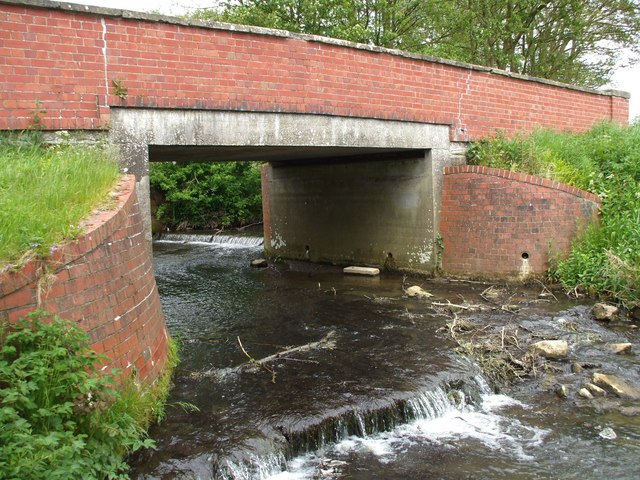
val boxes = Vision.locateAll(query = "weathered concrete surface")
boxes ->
[110,109,452,272]
[263,151,448,271]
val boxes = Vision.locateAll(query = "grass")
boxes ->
[467,121,640,308]
[0,132,120,269]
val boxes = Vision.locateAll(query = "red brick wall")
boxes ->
[441,166,601,278]
[0,175,169,383]
[0,1,629,139]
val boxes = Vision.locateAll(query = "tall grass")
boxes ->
[0,132,120,268]
[467,122,640,308]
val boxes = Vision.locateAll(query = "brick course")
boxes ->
[441,166,601,278]
[0,175,169,383]
[0,1,629,138]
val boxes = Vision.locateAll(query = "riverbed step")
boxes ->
[343,266,380,276]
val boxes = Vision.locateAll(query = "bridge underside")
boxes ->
[110,109,454,272]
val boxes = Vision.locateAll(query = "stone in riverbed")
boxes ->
[250,258,268,268]
[530,339,569,359]
[592,373,640,399]
[571,362,584,373]
[585,383,607,397]
[578,388,594,399]
[598,427,617,440]
[404,285,433,298]
[592,303,618,321]
[605,342,633,354]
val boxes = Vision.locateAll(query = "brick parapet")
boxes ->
[0,175,169,383]
[0,0,629,139]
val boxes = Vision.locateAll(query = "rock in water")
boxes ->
[585,383,607,397]
[592,303,618,321]
[592,373,640,399]
[571,362,584,373]
[250,258,268,268]
[530,340,569,359]
[606,343,633,354]
[555,384,568,399]
[578,388,594,399]
[598,427,617,440]
[405,285,433,298]
[343,266,380,276]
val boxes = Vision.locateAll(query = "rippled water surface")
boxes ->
[131,239,640,480]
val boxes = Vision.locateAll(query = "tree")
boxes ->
[193,0,640,87]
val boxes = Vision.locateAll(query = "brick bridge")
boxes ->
[1,0,630,273]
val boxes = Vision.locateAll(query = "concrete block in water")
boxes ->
[343,266,380,276]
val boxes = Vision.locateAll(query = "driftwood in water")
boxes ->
[194,330,337,381]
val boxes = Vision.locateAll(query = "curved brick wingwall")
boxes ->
[441,166,601,278]
[0,175,168,383]
[0,0,629,140]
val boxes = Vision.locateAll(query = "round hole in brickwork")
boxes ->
[521,252,530,260]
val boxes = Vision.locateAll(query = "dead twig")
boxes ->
[237,336,276,383]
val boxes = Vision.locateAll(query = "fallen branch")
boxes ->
[195,331,337,380]
[237,335,276,383]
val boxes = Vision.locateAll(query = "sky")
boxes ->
[67,0,640,122]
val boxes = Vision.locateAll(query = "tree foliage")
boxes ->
[194,0,640,87]
[150,161,263,231]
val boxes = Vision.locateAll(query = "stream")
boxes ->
[130,235,640,479]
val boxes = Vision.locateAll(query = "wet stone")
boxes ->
[571,362,584,373]
[250,258,268,268]
[405,285,433,298]
[578,388,594,399]
[592,373,640,399]
[530,340,569,359]
[606,343,633,354]
[592,303,619,321]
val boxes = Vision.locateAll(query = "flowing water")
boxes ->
[131,235,640,479]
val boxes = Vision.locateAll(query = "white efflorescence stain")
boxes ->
[270,232,287,250]
[408,241,433,265]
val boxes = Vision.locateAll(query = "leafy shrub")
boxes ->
[150,161,262,230]
[0,311,154,480]
[467,122,640,307]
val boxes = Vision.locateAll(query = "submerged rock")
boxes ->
[530,340,569,359]
[592,303,618,321]
[605,343,633,354]
[592,373,640,399]
[405,285,433,298]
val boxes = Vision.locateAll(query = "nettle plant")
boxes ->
[0,310,153,480]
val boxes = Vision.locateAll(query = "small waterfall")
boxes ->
[214,380,486,480]
[154,232,264,247]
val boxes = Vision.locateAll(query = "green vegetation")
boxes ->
[194,0,640,87]
[0,310,177,479]
[0,132,119,269]
[150,161,262,230]
[467,122,640,308]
